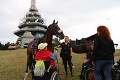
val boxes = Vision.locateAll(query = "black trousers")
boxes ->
[62,55,72,75]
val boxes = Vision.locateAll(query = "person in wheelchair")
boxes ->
[34,43,58,80]
[79,59,94,80]
[79,43,104,80]
[79,42,94,80]
[112,59,120,80]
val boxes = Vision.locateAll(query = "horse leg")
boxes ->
[26,51,33,73]
[25,61,28,73]
[25,51,30,73]
[29,52,33,70]
[86,51,92,59]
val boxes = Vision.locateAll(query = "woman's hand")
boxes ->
[84,59,89,63]
[54,47,58,53]
[92,61,95,66]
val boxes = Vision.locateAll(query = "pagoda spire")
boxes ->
[14,0,47,48]
[31,0,36,9]
[29,0,38,11]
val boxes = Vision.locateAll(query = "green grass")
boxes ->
[0,49,120,80]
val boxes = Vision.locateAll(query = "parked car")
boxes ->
[8,44,18,50]
[24,43,28,48]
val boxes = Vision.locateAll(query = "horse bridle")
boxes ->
[51,24,61,36]
[52,24,62,36]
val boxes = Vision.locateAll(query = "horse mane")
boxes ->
[70,33,97,42]
[85,33,97,41]
[41,24,51,39]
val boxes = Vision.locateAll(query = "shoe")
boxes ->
[79,75,83,79]
[66,73,68,77]
[72,65,75,68]
[71,74,73,77]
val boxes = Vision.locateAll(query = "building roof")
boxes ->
[21,31,34,38]
[18,22,47,28]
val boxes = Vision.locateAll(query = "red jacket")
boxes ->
[35,49,55,67]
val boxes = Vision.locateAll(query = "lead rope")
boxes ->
[46,65,51,72]
[57,58,60,74]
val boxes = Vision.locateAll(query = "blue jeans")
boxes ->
[94,60,113,80]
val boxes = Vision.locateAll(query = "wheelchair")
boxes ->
[24,60,60,80]
[79,60,103,80]
[112,59,120,80]
[80,60,94,80]
[80,59,120,80]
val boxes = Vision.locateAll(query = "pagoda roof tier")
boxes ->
[26,12,40,16]
[25,17,44,22]
[14,28,46,34]
[14,28,46,36]
[29,8,38,12]
[18,22,47,28]
[25,17,42,20]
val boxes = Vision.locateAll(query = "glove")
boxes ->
[50,52,58,60]
[54,47,58,53]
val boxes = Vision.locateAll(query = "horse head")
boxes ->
[48,19,64,39]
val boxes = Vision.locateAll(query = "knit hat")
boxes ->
[38,43,48,50]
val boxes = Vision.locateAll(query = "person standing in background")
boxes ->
[60,36,73,77]
[91,25,115,80]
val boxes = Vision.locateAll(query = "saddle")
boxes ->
[75,38,86,46]
[31,38,42,49]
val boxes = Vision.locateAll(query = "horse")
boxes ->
[70,33,97,59]
[25,20,65,73]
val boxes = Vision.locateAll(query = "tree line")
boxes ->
[0,37,61,50]
[0,42,10,50]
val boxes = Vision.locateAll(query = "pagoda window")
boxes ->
[26,19,30,22]
[30,19,33,22]
[34,14,39,17]
[35,26,40,28]
[41,21,44,24]
[28,14,33,17]
[25,26,28,28]
[35,33,44,37]
[36,15,39,17]
[29,26,33,28]
[36,26,39,28]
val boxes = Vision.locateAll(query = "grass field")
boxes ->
[0,49,120,80]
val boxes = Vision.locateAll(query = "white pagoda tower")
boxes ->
[14,0,47,48]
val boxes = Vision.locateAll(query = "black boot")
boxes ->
[69,65,73,77]
[64,64,68,77]
[71,74,73,77]
[66,73,68,77]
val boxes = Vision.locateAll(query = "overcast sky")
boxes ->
[0,0,120,48]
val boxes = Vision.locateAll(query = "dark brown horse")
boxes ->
[26,20,64,73]
[70,33,97,59]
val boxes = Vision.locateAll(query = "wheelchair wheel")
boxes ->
[85,68,104,80]
[114,69,120,80]
[50,71,61,80]
[24,70,34,80]
[85,68,94,80]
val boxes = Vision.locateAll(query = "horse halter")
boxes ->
[51,24,63,36]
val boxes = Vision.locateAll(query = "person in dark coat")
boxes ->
[60,36,73,77]
[91,25,115,80]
